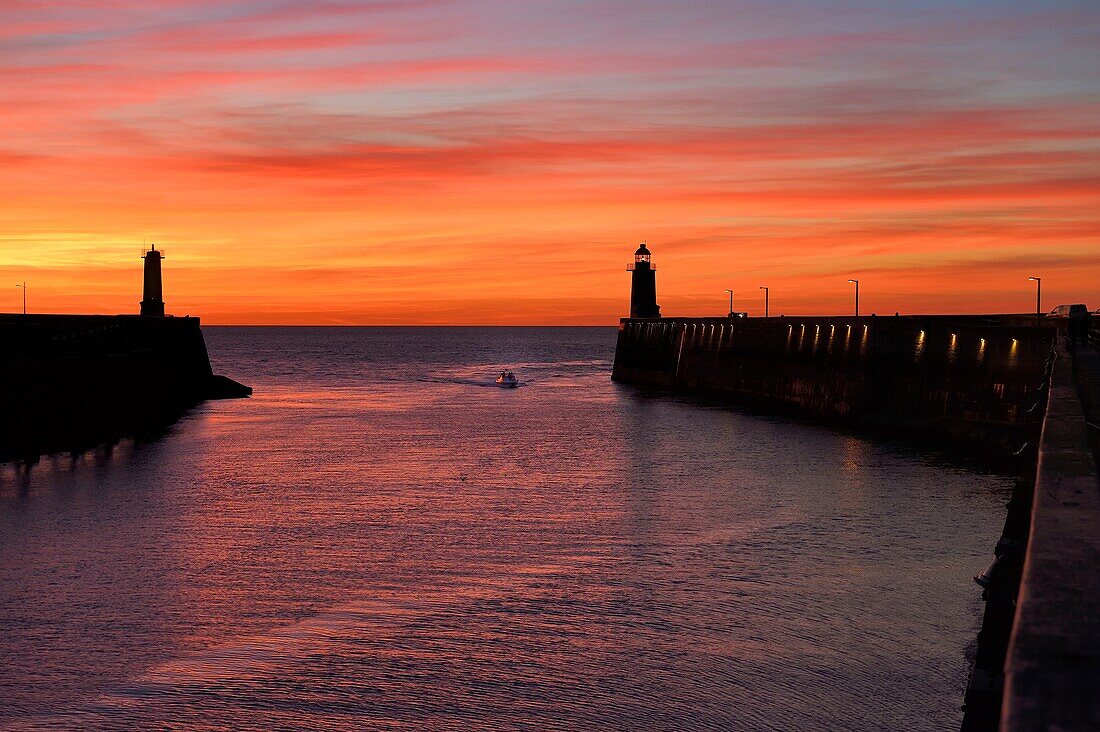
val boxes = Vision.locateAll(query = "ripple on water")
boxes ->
[0,328,1009,731]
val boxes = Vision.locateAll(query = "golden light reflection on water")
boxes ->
[840,437,868,479]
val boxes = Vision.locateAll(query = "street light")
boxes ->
[724,289,734,317]
[848,279,859,316]
[15,282,25,315]
[759,286,769,318]
[1027,276,1041,317]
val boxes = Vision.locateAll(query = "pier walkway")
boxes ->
[1001,336,1100,730]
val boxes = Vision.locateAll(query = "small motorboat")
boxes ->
[495,370,519,388]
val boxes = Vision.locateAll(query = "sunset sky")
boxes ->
[1,0,1098,324]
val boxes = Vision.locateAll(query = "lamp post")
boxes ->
[759,286,769,318]
[848,279,859,317]
[1028,276,1041,317]
[724,289,734,317]
[15,282,25,315]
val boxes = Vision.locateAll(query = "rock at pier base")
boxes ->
[206,374,253,399]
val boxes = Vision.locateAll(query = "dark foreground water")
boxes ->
[0,327,1010,731]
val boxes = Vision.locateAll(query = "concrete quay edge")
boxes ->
[1001,340,1100,731]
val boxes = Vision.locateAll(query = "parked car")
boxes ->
[1048,304,1092,346]
[1047,304,1088,317]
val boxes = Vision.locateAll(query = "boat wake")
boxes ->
[420,359,610,390]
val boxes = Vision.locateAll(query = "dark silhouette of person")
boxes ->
[1068,307,1089,349]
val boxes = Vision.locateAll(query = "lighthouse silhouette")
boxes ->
[628,242,660,318]
[140,244,165,316]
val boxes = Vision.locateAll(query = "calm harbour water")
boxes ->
[0,327,1010,731]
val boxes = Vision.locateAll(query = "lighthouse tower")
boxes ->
[628,242,660,318]
[140,244,165,317]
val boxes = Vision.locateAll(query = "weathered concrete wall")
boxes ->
[612,315,1054,452]
[0,314,249,461]
[1001,339,1100,731]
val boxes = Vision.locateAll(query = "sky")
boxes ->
[1,0,1098,324]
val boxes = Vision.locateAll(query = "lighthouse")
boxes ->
[140,244,165,317]
[628,242,661,318]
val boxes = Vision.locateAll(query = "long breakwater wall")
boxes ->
[1,314,249,461]
[612,315,1055,455]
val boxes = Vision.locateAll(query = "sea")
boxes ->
[0,327,1011,731]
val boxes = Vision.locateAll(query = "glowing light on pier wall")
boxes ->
[0,1,1098,323]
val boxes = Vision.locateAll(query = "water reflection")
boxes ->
[1,327,1012,731]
